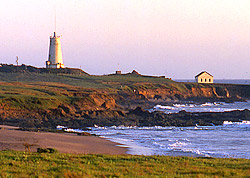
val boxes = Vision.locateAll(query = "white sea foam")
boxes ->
[151,101,250,113]
[169,141,188,148]
[58,101,250,159]
[88,125,250,159]
[173,104,186,107]
[223,121,250,127]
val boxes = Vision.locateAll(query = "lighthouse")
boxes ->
[46,32,64,68]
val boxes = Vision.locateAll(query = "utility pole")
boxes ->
[16,56,19,66]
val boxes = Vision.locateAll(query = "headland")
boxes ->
[0,64,250,129]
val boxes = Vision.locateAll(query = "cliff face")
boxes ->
[119,84,248,105]
[54,85,250,118]
[0,83,249,120]
[0,75,250,128]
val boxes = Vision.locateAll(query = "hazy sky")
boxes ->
[1,0,250,79]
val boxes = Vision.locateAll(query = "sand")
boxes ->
[0,125,127,155]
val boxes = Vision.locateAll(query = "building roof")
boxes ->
[195,71,213,78]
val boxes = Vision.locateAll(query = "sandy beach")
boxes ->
[0,125,127,155]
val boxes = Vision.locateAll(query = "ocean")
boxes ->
[175,79,250,85]
[87,101,250,159]
[150,101,250,114]
[89,125,250,159]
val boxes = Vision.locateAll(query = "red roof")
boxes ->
[195,71,213,78]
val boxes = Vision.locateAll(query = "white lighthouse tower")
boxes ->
[46,32,64,68]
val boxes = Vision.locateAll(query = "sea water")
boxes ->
[89,125,250,159]
[87,101,250,159]
[150,101,250,114]
[175,79,250,85]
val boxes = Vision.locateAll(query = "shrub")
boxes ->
[77,132,96,136]
[37,148,58,153]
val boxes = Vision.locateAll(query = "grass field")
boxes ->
[0,73,188,110]
[0,151,250,178]
[0,72,248,115]
[0,72,180,89]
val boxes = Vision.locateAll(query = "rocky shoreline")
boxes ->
[1,106,250,129]
[0,72,249,129]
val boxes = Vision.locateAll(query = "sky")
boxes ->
[0,0,250,79]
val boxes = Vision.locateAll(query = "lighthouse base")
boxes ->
[46,61,65,69]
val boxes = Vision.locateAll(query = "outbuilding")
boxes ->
[115,71,122,75]
[195,71,213,84]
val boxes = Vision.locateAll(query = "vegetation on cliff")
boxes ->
[0,72,250,128]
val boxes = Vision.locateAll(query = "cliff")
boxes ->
[0,72,249,128]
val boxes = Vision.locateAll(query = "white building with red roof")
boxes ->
[195,71,213,84]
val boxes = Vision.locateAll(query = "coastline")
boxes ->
[0,125,127,155]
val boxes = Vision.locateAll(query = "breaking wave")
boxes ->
[151,101,250,113]
[89,125,250,159]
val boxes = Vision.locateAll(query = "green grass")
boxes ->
[0,73,184,111]
[0,82,71,110]
[0,72,249,113]
[0,151,250,178]
[0,73,175,89]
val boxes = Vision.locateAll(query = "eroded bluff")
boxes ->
[0,83,250,128]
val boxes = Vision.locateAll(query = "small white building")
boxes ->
[195,71,213,84]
